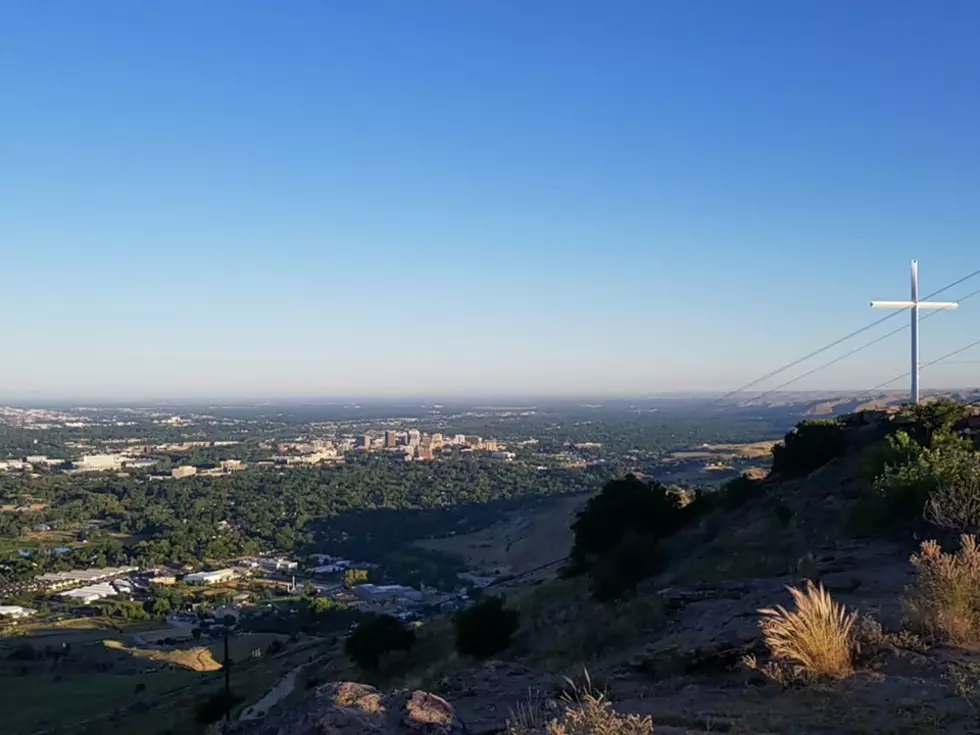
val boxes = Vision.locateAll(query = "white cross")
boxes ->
[871,260,959,404]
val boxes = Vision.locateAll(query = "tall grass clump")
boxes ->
[753,580,856,680]
[905,534,980,647]
[506,671,653,735]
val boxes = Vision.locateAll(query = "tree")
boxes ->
[568,475,683,572]
[454,595,519,659]
[344,614,415,669]
[589,531,665,601]
[771,420,846,477]
[344,568,369,588]
[905,399,968,447]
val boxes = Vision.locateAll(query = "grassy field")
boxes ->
[0,622,330,735]
[0,669,200,735]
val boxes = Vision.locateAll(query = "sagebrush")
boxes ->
[905,534,980,647]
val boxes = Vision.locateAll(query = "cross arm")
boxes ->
[870,300,959,310]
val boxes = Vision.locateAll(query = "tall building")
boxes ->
[356,434,372,450]
[407,429,421,447]
[384,430,398,448]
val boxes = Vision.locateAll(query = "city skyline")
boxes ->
[3,1,979,399]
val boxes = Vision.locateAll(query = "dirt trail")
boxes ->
[239,666,302,721]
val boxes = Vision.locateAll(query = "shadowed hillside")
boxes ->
[225,403,980,735]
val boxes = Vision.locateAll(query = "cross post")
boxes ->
[871,260,958,404]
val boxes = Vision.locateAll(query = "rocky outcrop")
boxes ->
[227,681,463,735]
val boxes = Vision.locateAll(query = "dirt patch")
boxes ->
[103,639,223,672]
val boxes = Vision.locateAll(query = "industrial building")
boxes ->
[0,605,36,618]
[36,566,139,591]
[257,557,298,573]
[184,568,237,585]
[60,582,118,603]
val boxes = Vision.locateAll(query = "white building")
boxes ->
[184,568,237,585]
[27,455,63,467]
[171,465,198,479]
[0,605,36,619]
[60,582,118,603]
[258,557,298,573]
[75,454,127,472]
[36,566,138,591]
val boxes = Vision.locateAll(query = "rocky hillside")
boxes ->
[228,405,980,735]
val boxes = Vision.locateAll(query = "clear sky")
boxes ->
[2,1,979,400]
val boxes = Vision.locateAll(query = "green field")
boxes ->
[0,625,336,735]
[0,670,200,734]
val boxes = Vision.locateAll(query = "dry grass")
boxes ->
[507,672,653,735]
[905,534,980,647]
[103,639,223,672]
[751,580,856,681]
[512,575,664,671]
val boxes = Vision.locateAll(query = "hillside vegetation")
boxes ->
[226,401,980,735]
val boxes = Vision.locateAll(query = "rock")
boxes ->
[226,682,465,735]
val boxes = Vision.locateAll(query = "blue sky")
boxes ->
[2,1,979,400]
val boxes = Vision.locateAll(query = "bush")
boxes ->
[454,595,520,659]
[711,474,765,511]
[862,430,980,530]
[925,475,980,534]
[506,673,653,735]
[588,531,665,602]
[905,535,980,647]
[771,420,846,477]
[195,691,243,724]
[344,614,415,670]
[903,399,969,447]
[751,580,856,681]
[568,475,684,572]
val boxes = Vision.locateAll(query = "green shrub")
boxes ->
[771,420,846,477]
[714,474,765,510]
[852,424,980,534]
[454,595,520,659]
[871,432,979,525]
[568,474,684,572]
[589,531,665,602]
[344,614,416,670]
[903,399,969,447]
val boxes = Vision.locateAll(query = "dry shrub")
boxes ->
[754,580,856,680]
[925,477,980,534]
[507,671,653,735]
[905,534,980,647]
